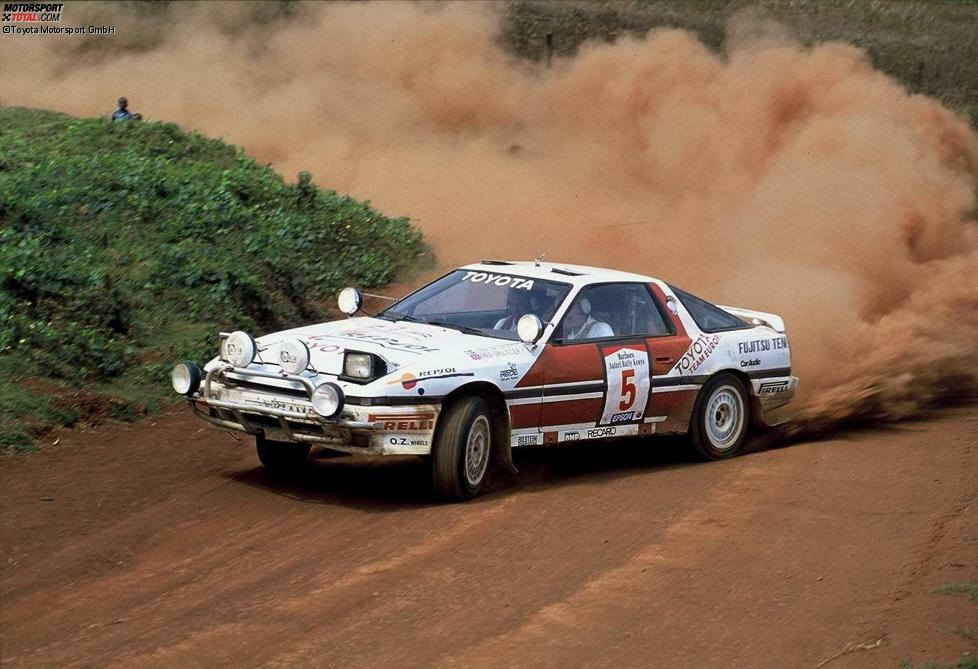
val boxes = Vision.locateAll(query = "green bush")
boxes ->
[0,107,429,447]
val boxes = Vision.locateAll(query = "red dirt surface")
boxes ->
[2,407,976,667]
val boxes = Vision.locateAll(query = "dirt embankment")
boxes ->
[2,409,975,667]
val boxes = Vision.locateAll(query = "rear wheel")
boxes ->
[431,397,493,501]
[256,435,311,475]
[690,373,749,460]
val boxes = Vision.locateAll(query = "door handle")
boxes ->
[655,356,674,364]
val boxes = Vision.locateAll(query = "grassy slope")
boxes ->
[504,0,978,127]
[0,107,428,450]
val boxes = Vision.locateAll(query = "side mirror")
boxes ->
[516,314,544,344]
[665,295,679,315]
[337,287,363,317]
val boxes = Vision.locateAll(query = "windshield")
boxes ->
[381,269,572,340]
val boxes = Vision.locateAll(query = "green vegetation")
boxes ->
[901,658,978,669]
[504,0,978,126]
[0,107,427,449]
[935,582,978,604]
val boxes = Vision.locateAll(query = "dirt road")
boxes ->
[2,407,976,668]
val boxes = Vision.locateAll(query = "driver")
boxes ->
[494,289,532,331]
[563,296,613,340]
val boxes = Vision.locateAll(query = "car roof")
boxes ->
[458,260,665,288]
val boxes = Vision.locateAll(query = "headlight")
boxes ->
[343,352,374,379]
[171,361,202,396]
[311,382,344,418]
[277,337,310,375]
[221,330,256,368]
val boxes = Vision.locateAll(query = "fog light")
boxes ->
[311,382,344,418]
[222,330,256,368]
[171,361,202,396]
[277,337,310,375]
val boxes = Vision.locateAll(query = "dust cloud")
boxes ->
[2,1,976,430]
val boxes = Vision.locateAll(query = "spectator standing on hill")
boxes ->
[111,97,142,122]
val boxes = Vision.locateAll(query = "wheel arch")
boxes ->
[436,381,515,472]
[690,368,756,429]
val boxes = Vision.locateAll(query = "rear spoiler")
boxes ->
[718,305,786,333]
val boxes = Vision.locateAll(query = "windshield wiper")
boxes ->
[381,311,425,324]
[435,322,488,336]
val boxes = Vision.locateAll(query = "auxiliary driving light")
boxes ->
[277,337,310,375]
[222,330,256,368]
[171,361,202,396]
[337,287,363,316]
[311,382,344,418]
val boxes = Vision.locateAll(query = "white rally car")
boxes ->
[172,261,797,499]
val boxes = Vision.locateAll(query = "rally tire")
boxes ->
[431,397,493,501]
[690,373,750,460]
[256,435,311,475]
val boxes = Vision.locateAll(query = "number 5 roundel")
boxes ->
[600,344,651,426]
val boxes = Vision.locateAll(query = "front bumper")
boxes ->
[188,364,436,455]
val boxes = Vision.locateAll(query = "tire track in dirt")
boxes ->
[2,408,976,667]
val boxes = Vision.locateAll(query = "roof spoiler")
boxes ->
[718,305,786,333]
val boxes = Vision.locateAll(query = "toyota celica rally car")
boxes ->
[172,261,797,500]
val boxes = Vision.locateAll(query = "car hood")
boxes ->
[251,317,511,376]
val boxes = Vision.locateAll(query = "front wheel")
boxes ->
[690,373,749,460]
[431,397,493,501]
[256,435,311,475]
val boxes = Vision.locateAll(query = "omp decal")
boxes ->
[674,334,720,375]
[738,336,788,354]
[599,344,650,426]
[367,412,435,431]
[559,430,582,441]
[758,381,791,395]
[461,271,535,290]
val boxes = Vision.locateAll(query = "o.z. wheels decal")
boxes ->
[599,343,650,425]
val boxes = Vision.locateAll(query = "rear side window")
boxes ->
[669,285,751,333]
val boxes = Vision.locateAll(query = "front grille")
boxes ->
[225,377,309,399]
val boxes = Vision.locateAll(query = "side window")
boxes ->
[669,285,750,332]
[558,284,674,342]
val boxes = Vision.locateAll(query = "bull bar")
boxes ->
[189,363,382,444]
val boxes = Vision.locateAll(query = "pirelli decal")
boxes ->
[367,412,435,432]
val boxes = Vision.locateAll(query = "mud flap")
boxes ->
[494,433,519,474]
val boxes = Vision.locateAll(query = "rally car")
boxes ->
[172,261,797,500]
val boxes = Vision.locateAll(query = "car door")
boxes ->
[532,282,692,443]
